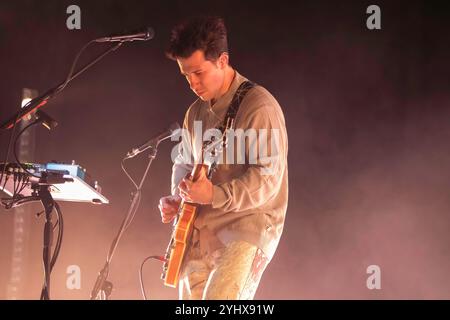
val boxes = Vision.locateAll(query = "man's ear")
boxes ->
[218,52,229,69]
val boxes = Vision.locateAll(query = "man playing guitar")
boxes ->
[158,16,288,300]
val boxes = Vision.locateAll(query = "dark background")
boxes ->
[0,0,449,299]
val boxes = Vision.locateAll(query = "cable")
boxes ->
[1,173,8,191]
[121,158,139,189]
[40,201,64,300]
[55,40,96,95]
[0,114,20,188]
[119,157,142,231]
[13,121,41,178]
[17,176,30,195]
[50,202,64,271]
[124,191,141,231]
[118,159,141,232]
[4,195,39,208]
[1,195,40,209]
[13,169,22,196]
[12,170,17,196]
[139,255,166,300]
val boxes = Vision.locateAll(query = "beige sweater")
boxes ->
[171,71,288,261]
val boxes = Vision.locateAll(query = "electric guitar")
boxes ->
[161,118,234,288]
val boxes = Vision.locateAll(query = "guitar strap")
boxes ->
[217,80,256,134]
[207,80,256,179]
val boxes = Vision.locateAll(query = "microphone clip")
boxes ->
[125,142,157,160]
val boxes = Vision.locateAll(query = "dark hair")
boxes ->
[166,16,228,61]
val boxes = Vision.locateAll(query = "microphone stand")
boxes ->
[90,145,158,300]
[1,41,124,130]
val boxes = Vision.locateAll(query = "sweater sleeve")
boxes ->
[171,110,194,196]
[211,102,287,212]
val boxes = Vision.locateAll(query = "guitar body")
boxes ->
[161,116,234,288]
[162,164,208,288]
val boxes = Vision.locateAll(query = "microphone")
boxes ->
[35,110,58,131]
[95,27,155,43]
[125,122,181,159]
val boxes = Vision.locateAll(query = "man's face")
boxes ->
[177,50,226,101]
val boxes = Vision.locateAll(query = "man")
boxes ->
[158,16,288,300]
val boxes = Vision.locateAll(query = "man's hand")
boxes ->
[178,174,213,205]
[158,194,182,223]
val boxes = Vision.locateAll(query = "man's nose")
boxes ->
[190,83,201,92]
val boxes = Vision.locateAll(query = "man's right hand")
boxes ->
[158,194,182,223]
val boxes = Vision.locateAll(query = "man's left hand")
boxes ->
[178,174,213,205]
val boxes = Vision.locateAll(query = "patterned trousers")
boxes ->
[178,240,269,300]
